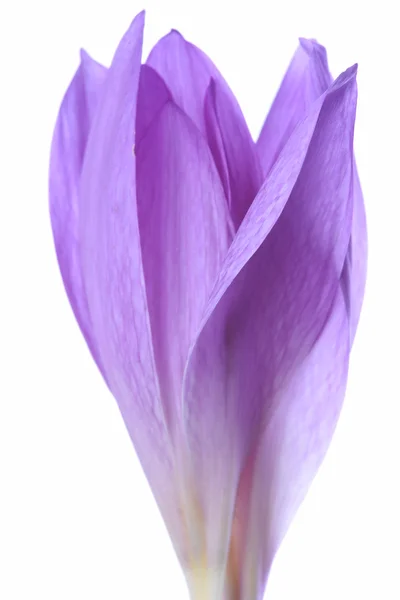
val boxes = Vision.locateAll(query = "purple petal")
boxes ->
[348,171,368,343]
[135,65,232,432]
[183,67,357,573]
[146,29,236,135]
[136,64,172,144]
[257,39,331,178]
[204,79,263,229]
[77,13,186,559]
[257,38,367,342]
[147,29,263,230]
[236,286,349,599]
[49,50,107,375]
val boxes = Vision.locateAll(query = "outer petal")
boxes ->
[256,39,331,178]
[237,286,349,599]
[78,13,184,562]
[204,79,263,229]
[257,38,367,341]
[348,171,368,343]
[49,50,107,375]
[183,67,357,588]
[135,65,232,433]
[146,29,238,136]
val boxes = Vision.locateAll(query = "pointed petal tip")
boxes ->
[124,9,145,37]
[108,9,144,71]
[170,28,184,37]
[298,37,327,57]
[79,48,89,61]
[330,63,358,92]
[148,28,187,59]
[299,37,320,50]
[79,47,100,68]
[78,47,107,80]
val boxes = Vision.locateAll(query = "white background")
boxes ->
[1,0,399,598]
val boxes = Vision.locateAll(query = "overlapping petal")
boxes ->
[257,38,367,344]
[146,29,231,134]
[256,39,331,178]
[49,50,107,376]
[136,64,232,432]
[236,284,349,599]
[77,13,187,561]
[147,30,262,229]
[204,79,263,229]
[183,66,357,588]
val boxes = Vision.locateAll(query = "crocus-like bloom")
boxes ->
[49,11,367,600]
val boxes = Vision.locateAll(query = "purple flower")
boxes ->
[49,11,367,600]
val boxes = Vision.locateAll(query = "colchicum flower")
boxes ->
[49,11,367,600]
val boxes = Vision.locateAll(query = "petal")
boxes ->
[256,39,367,342]
[183,66,357,580]
[146,29,237,135]
[78,13,185,560]
[204,79,263,229]
[256,38,331,178]
[49,50,107,375]
[135,65,232,432]
[348,170,368,343]
[237,285,350,599]
[135,64,172,144]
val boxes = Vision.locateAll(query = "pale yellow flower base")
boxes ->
[186,564,227,600]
